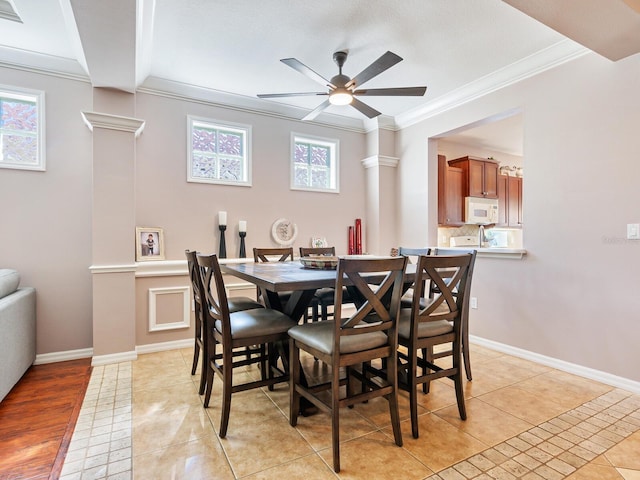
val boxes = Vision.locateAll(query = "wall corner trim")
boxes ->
[81,111,146,137]
[362,155,399,169]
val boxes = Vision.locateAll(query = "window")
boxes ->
[187,116,251,186]
[0,87,45,171]
[291,134,339,193]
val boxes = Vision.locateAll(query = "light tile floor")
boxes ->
[61,344,640,479]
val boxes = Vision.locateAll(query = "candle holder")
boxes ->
[218,224,227,259]
[239,231,247,258]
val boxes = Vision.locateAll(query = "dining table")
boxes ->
[221,258,417,415]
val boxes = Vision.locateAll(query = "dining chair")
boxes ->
[185,250,263,395]
[196,253,296,437]
[299,246,353,322]
[434,248,477,381]
[397,253,474,438]
[288,255,407,472]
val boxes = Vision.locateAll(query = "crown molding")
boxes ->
[81,111,146,137]
[0,45,89,83]
[395,39,590,129]
[138,76,367,134]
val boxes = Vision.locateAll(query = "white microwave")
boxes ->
[465,197,498,224]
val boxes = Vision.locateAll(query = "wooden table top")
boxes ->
[221,260,417,292]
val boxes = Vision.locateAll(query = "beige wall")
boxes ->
[0,67,94,356]
[398,52,640,382]
[134,92,367,259]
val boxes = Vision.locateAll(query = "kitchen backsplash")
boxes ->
[437,225,523,248]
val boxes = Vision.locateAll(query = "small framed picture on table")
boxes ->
[136,227,165,261]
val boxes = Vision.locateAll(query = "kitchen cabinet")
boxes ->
[438,155,464,226]
[448,156,499,199]
[497,174,523,227]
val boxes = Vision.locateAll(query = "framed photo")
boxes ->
[136,227,165,261]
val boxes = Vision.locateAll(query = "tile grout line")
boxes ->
[429,388,640,479]
[59,362,133,480]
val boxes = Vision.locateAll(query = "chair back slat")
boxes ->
[300,247,336,257]
[334,256,407,341]
[253,247,294,263]
[412,254,473,329]
[185,250,203,311]
[196,253,231,339]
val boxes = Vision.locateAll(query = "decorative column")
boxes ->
[83,108,145,365]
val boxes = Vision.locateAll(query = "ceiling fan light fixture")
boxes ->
[329,89,353,105]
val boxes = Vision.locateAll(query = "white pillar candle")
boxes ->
[239,220,247,233]
[218,211,227,226]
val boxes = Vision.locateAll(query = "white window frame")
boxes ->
[0,85,45,171]
[290,133,339,193]
[187,115,252,186]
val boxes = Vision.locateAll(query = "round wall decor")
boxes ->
[271,218,298,246]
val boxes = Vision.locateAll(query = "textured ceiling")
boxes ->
[1,0,638,154]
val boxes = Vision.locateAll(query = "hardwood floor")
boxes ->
[0,359,92,480]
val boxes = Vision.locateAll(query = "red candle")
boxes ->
[355,219,362,255]
[348,226,354,255]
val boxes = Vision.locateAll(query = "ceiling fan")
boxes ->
[257,50,427,121]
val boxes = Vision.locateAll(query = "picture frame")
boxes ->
[136,227,165,261]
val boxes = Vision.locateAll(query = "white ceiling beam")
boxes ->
[68,0,138,92]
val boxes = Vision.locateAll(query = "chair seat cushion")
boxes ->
[288,320,388,355]
[227,296,263,312]
[397,309,453,340]
[215,308,296,339]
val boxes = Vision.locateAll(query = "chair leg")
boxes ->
[455,371,467,421]
[409,348,419,439]
[387,356,403,447]
[198,341,207,395]
[463,316,472,381]
[219,350,233,438]
[289,339,300,427]
[203,358,215,408]
[331,363,341,473]
[191,339,200,375]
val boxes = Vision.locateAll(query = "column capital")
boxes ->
[361,155,399,169]
[81,111,145,137]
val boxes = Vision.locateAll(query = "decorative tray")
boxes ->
[300,255,339,270]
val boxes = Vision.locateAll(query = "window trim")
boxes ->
[0,85,46,172]
[290,132,339,193]
[187,115,252,187]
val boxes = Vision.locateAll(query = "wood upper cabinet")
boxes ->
[448,156,499,199]
[438,155,464,226]
[497,174,523,227]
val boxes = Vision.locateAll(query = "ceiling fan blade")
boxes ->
[258,92,328,98]
[345,51,403,89]
[281,58,336,89]
[350,98,381,119]
[302,99,332,121]
[353,86,427,97]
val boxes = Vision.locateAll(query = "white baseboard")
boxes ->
[34,348,93,365]
[136,338,192,355]
[470,335,640,394]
